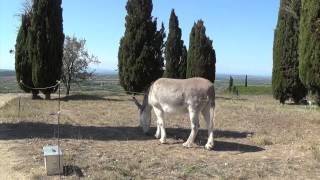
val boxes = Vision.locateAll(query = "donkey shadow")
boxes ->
[0,121,263,153]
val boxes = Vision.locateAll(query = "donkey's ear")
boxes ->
[132,96,142,110]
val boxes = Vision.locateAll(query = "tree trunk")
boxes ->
[32,91,40,99]
[45,93,51,100]
[66,86,70,96]
[65,78,71,96]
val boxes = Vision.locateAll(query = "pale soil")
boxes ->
[0,94,19,108]
[0,94,319,179]
[0,94,27,180]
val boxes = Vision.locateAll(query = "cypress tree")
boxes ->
[187,20,216,83]
[228,76,233,92]
[299,0,320,103]
[178,45,188,78]
[164,9,187,79]
[118,0,165,93]
[28,0,64,99]
[15,13,39,98]
[272,0,307,104]
[245,75,248,87]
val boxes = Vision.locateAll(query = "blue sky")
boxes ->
[0,0,279,76]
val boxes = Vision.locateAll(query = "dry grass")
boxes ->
[0,94,320,179]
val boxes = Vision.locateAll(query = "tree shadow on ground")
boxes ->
[51,94,127,102]
[0,122,262,153]
[60,94,106,101]
[216,96,248,101]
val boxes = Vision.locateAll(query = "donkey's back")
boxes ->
[148,77,215,114]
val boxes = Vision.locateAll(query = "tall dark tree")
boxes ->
[118,0,165,92]
[245,74,248,87]
[15,13,39,99]
[272,0,307,104]
[28,0,64,99]
[179,46,188,78]
[228,76,234,92]
[299,0,320,103]
[187,20,216,83]
[164,9,187,79]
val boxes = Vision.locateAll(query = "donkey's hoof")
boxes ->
[155,133,161,139]
[160,138,166,144]
[205,143,214,150]
[182,142,192,148]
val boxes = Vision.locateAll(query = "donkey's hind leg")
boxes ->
[202,104,215,150]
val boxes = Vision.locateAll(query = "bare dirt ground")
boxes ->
[0,94,26,179]
[0,94,320,179]
[0,93,19,108]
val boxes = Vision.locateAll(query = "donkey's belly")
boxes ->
[161,104,188,115]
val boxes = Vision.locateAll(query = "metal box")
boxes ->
[43,145,63,175]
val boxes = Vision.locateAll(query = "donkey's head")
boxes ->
[132,93,151,134]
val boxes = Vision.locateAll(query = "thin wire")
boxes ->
[19,79,145,95]
[19,80,60,90]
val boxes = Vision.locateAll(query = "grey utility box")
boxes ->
[43,145,64,175]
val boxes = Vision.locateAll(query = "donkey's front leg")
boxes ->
[153,107,166,143]
[183,108,200,148]
[155,121,161,139]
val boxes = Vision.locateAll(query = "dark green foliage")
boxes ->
[118,0,165,93]
[245,75,248,87]
[272,0,307,104]
[179,45,188,78]
[15,14,39,97]
[228,76,234,92]
[187,20,216,82]
[299,0,320,103]
[164,9,187,79]
[28,0,64,99]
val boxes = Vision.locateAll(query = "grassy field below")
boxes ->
[0,93,319,179]
[236,85,272,95]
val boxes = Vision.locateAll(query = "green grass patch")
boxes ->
[236,85,272,95]
[224,85,272,95]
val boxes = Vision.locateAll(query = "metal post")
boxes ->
[18,95,21,120]
[57,82,62,177]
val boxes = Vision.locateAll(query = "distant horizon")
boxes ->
[0,0,279,76]
[0,68,272,78]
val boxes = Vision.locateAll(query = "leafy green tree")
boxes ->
[187,20,216,82]
[164,9,187,79]
[28,0,64,99]
[272,0,307,104]
[299,0,320,104]
[118,0,165,93]
[62,36,100,96]
[15,1,39,99]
